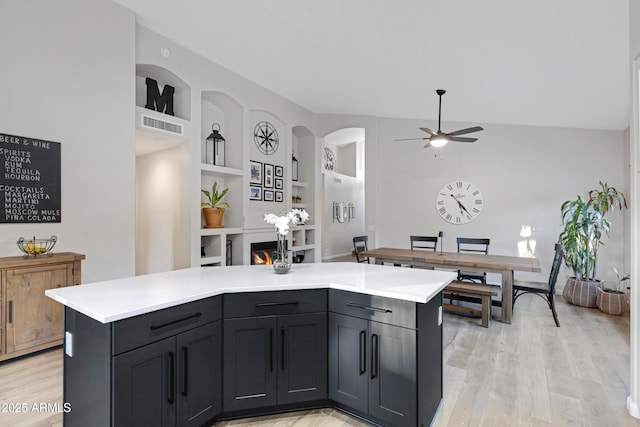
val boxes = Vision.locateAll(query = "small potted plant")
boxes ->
[558,181,627,307]
[596,268,630,315]
[201,181,229,228]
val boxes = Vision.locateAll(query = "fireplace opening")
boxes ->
[251,241,278,265]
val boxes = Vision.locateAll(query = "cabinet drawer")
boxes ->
[112,296,221,355]
[224,290,326,318]
[329,289,416,329]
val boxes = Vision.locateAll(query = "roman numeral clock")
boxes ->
[436,180,484,224]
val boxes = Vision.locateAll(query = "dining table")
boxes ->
[360,247,541,324]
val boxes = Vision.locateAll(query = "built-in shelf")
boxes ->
[200,227,243,236]
[291,244,315,252]
[292,203,307,209]
[200,255,223,265]
[292,181,308,188]
[201,164,244,177]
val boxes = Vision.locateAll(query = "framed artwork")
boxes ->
[275,178,283,190]
[250,160,262,185]
[249,185,262,200]
[264,163,274,188]
[275,165,283,177]
[275,191,283,202]
[264,190,274,202]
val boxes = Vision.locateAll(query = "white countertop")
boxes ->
[45,262,456,323]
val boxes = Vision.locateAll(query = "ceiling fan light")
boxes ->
[430,136,448,147]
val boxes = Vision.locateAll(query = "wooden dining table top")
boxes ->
[361,247,541,273]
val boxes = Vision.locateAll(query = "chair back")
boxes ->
[456,237,490,283]
[353,236,370,263]
[548,243,565,292]
[410,235,438,251]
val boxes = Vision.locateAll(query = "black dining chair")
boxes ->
[409,235,438,269]
[352,236,370,263]
[513,244,564,327]
[456,237,490,283]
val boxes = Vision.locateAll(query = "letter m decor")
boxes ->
[145,77,175,116]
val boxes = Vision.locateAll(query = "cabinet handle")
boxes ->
[359,330,366,375]
[371,334,379,380]
[281,327,285,371]
[269,328,274,372]
[255,301,299,307]
[167,351,176,404]
[150,312,202,331]
[8,301,12,323]
[346,302,392,314]
[181,346,188,397]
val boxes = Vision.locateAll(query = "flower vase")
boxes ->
[273,234,291,274]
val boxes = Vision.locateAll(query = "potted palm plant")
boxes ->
[201,181,229,228]
[558,181,627,307]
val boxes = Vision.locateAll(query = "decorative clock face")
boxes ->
[253,121,279,155]
[436,180,484,224]
[324,147,336,171]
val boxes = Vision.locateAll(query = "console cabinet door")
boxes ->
[223,317,278,411]
[328,313,368,414]
[368,321,417,427]
[177,321,221,427]
[113,337,176,427]
[277,313,327,404]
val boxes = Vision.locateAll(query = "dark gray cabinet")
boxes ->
[328,289,442,427]
[222,290,327,414]
[113,321,221,427]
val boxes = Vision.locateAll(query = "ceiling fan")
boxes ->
[396,89,483,148]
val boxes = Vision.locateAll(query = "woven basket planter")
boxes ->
[596,287,627,316]
[562,277,599,307]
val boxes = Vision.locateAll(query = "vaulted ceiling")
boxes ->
[113,0,630,131]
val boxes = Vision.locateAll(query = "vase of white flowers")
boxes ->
[264,209,310,274]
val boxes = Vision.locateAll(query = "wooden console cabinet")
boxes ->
[0,252,84,362]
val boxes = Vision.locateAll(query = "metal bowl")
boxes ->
[17,235,57,257]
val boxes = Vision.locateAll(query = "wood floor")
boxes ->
[0,294,638,426]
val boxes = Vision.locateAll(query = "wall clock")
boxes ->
[436,180,484,224]
[253,121,279,155]
[324,147,336,171]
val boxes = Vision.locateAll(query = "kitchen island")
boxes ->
[46,262,455,427]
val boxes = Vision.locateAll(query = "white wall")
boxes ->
[376,117,627,286]
[0,0,136,282]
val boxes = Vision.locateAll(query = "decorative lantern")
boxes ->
[292,153,298,181]
[205,123,225,166]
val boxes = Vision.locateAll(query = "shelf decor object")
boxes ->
[17,235,57,257]
[205,123,226,166]
[292,153,298,181]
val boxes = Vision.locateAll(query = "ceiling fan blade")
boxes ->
[447,126,484,137]
[395,137,430,142]
[450,136,478,143]
[419,127,437,136]
[423,142,432,148]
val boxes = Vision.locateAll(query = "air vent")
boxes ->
[141,115,183,135]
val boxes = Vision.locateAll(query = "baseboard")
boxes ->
[628,395,640,419]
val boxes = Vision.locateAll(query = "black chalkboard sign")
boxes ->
[0,133,61,223]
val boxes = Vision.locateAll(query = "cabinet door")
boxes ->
[368,322,417,427]
[5,263,70,353]
[177,321,221,427]
[223,317,277,411]
[113,337,176,427]
[277,313,327,404]
[328,313,368,414]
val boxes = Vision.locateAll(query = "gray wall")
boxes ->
[0,0,136,282]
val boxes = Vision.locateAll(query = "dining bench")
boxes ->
[443,281,498,327]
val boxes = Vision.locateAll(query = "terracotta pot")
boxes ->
[596,287,627,315]
[562,277,599,307]
[203,207,224,228]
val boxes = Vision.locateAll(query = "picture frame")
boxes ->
[275,165,283,177]
[249,185,262,201]
[264,163,274,188]
[250,160,262,185]
[275,191,283,202]
[264,190,274,202]
[275,178,283,190]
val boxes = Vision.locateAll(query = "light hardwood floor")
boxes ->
[0,293,638,426]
